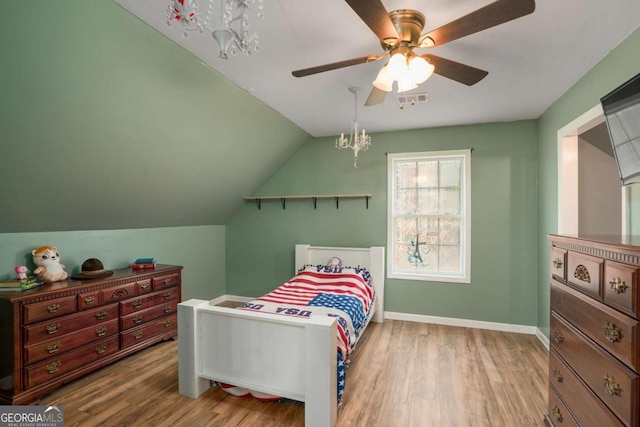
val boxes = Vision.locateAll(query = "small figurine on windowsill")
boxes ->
[32,246,68,283]
[15,265,28,280]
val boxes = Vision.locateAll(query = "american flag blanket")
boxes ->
[231,264,376,402]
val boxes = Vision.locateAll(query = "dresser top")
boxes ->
[0,264,183,302]
[549,234,640,249]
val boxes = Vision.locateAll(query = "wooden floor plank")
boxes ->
[40,319,548,426]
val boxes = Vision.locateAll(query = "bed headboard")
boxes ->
[295,244,385,323]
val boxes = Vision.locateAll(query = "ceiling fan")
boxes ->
[292,0,536,106]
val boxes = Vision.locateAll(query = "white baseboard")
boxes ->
[384,310,540,336]
[218,295,550,347]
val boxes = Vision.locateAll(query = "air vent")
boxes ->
[396,93,428,109]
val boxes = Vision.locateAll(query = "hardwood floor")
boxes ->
[41,320,548,427]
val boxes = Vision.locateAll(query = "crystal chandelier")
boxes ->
[166,0,264,59]
[336,87,372,168]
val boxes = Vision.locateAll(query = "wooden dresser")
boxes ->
[0,264,182,405]
[546,235,640,426]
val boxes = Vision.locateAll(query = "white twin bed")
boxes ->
[177,244,385,427]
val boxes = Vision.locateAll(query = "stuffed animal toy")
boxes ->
[32,246,68,283]
[14,265,28,280]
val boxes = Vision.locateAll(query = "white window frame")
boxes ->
[387,149,471,283]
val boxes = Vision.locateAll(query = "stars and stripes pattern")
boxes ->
[255,266,375,356]
[230,265,375,404]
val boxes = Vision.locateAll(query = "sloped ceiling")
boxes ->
[0,0,309,233]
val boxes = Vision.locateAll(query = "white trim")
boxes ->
[557,104,606,234]
[384,311,538,335]
[536,328,550,350]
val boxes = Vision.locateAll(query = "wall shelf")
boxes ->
[244,194,372,210]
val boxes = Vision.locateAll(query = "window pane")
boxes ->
[395,217,417,244]
[439,245,461,272]
[440,160,461,187]
[396,162,416,189]
[418,161,439,187]
[417,188,439,214]
[439,218,461,244]
[396,188,417,214]
[440,188,460,214]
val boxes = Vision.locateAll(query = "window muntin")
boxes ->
[387,150,471,283]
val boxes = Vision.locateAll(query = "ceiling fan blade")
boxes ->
[364,86,388,106]
[292,55,378,78]
[421,0,535,47]
[423,54,488,86]
[344,0,400,43]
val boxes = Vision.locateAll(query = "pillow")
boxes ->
[298,263,373,288]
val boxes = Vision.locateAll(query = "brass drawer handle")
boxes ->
[46,342,61,354]
[551,405,563,422]
[132,299,143,308]
[46,322,61,334]
[163,291,172,300]
[46,361,61,374]
[610,277,628,294]
[163,304,171,313]
[603,321,621,343]
[163,278,171,285]
[133,314,143,325]
[95,326,108,337]
[95,311,107,320]
[553,329,564,344]
[47,304,60,313]
[140,283,150,291]
[95,344,107,354]
[603,374,622,396]
[134,330,143,340]
[552,367,563,383]
[552,258,563,269]
[84,296,96,304]
[112,288,129,299]
[163,319,172,327]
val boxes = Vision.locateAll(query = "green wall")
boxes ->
[227,120,539,326]
[0,0,308,232]
[537,27,640,336]
[0,226,225,301]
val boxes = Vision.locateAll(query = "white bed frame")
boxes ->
[178,244,385,427]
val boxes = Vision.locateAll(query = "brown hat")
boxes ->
[71,258,114,280]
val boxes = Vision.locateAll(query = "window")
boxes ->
[387,149,471,283]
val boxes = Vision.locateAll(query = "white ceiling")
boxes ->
[113,0,640,137]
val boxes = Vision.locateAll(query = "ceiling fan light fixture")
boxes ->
[373,65,394,92]
[408,56,434,84]
[387,53,409,81]
[397,76,418,93]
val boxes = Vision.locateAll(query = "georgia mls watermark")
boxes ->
[0,406,64,427]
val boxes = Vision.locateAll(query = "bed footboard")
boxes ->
[178,300,337,427]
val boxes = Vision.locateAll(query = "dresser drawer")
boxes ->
[551,312,639,426]
[548,385,578,427]
[24,335,119,389]
[136,279,152,294]
[551,282,640,371]
[24,319,119,365]
[77,290,101,311]
[551,247,568,282]
[567,252,602,298]
[549,350,624,427]
[152,273,180,291]
[23,303,119,346]
[604,260,640,319]
[120,301,177,330]
[120,314,176,350]
[99,281,137,303]
[23,296,77,325]
[120,287,178,316]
